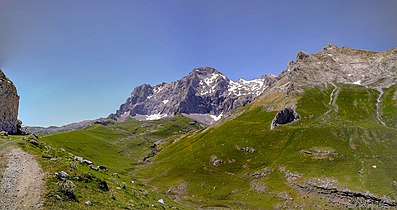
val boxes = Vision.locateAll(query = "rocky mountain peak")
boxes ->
[191,66,221,75]
[0,69,20,134]
[112,67,277,124]
[279,44,397,89]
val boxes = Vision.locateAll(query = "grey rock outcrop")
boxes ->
[112,67,277,124]
[278,44,397,89]
[0,70,19,134]
[270,108,300,130]
[259,44,397,113]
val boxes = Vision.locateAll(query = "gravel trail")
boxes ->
[0,147,45,210]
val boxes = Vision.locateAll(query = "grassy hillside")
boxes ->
[136,84,397,209]
[14,116,203,209]
[12,84,397,209]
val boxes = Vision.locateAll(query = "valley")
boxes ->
[1,45,397,209]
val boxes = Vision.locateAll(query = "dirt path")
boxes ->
[329,82,339,113]
[375,88,387,126]
[0,147,45,210]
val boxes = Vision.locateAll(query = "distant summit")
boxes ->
[111,67,277,124]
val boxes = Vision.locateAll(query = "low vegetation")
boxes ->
[6,84,397,209]
[11,116,203,209]
[137,84,397,209]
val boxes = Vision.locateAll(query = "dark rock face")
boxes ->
[0,70,19,134]
[270,108,300,129]
[112,67,277,123]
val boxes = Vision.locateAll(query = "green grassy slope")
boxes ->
[15,116,203,209]
[382,85,397,128]
[137,84,397,209]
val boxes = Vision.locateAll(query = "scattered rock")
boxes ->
[90,165,99,171]
[158,199,165,205]
[300,147,340,160]
[250,180,268,193]
[56,171,69,179]
[244,167,274,178]
[83,159,93,165]
[98,165,108,171]
[210,155,223,166]
[30,140,39,147]
[167,181,188,196]
[74,156,84,163]
[97,180,109,191]
[58,180,77,201]
[85,200,92,205]
[235,145,256,153]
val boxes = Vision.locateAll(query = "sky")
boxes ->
[0,0,396,127]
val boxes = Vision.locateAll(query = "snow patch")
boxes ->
[162,99,169,105]
[352,80,361,85]
[146,113,168,120]
[203,73,221,86]
[210,113,223,121]
[227,78,266,96]
[154,86,164,94]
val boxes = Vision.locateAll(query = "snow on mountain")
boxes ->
[111,67,277,124]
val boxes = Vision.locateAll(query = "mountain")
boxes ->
[0,70,20,134]
[136,45,397,209]
[277,43,397,89]
[16,44,397,209]
[111,67,277,124]
[27,118,113,135]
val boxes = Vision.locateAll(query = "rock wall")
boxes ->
[0,70,19,134]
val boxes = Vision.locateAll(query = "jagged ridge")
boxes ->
[112,67,277,124]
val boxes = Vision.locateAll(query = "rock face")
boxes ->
[270,108,300,130]
[258,44,397,113]
[0,70,19,134]
[278,44,397,89]
[112,67,277,124]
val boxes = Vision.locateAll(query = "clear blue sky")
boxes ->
[0,0,396,126]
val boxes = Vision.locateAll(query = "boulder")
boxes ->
[270,108,300,130]
[98,165,108,171]
[56,171,69,179]
[90,165,99,171]
[74,156,84,163]
[83,159,93,165]
[30,140,39,147]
